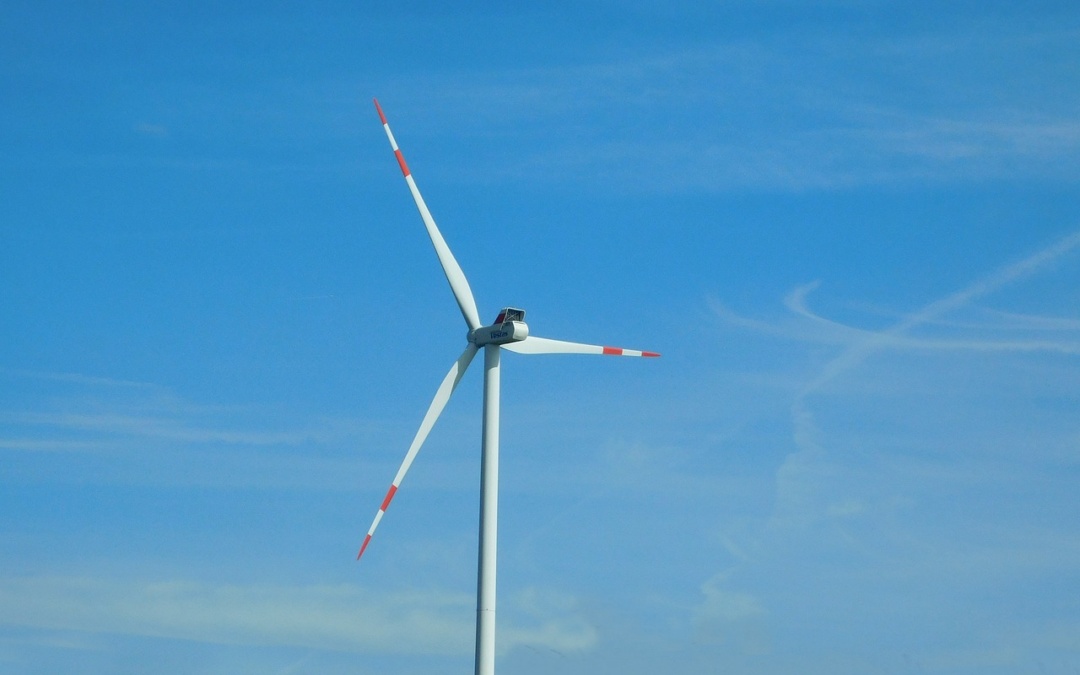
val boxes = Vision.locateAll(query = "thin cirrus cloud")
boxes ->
[0,369,369,452]
[7,411,312,447]
[134,123,169,138]
[704,227,1080,603]
[384,25,1080,193]
[756,227,1080,469]
[0,373,392,490]
[802,229,1080,394]
[0,576,596,657]
[711,229,1080,366]
[27,22,1069,194]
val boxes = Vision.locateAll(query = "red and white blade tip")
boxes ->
[373,97,387,125]
[604,346,660,357]
[501,336,661,357]
[357,534,372,560]
[357,483,399,560]
[355,345,479,562]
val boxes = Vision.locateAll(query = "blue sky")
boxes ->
[3,1,1080,673]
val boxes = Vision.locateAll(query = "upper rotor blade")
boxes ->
[357,343,479,560]
[374,98,482,331]
[502,335,660,357]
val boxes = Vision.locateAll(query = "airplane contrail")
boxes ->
[801,228,1080,396]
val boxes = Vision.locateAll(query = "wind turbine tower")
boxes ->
[359,99,659,675]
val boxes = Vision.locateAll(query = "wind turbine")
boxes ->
[360,98,658,675]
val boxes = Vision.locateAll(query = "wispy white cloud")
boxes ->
[712,290,1080,357]
[28,19,1073,194]
[6,411,312,446]
[0,369,163,391]
[0,577,469,655]
[701,228,1080,621]
[500,588,598,654]
[774,228,1080,508]
[711,231,1080,371]
[960,308,1080,331]
[387,22,1080,193]
[0,438,106,453]
[0,372,397,491]
[801,230,1080,394]
[5,410,322,447]
[134,122,169,138]
[0,577,596,657]
[692,573,769,653]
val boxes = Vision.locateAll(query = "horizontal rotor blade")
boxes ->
[357,343,479,560]
[502,335,660,357]
[374,98,482,331]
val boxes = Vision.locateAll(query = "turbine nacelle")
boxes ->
[469,307,529,346]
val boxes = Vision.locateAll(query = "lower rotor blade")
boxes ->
[502,335,660,357]
[357,343,479,560]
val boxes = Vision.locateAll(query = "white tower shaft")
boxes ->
[475,344,500,675]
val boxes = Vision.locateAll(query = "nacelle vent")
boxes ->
[494,307,525,324]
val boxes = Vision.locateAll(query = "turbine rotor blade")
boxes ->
[357,343,479,560]
[374,98,482,330]
[502,335,660,357]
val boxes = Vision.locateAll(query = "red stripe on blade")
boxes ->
[642,351,660,357]
[602,346,623,355]
[357,534,372,560]
[380,485,398,511]
[373,98,387,125]
[394,149,410,176]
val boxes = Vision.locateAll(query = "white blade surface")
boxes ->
[357,343,479,560]
[374,98,482,330]
[502,335,660,357]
